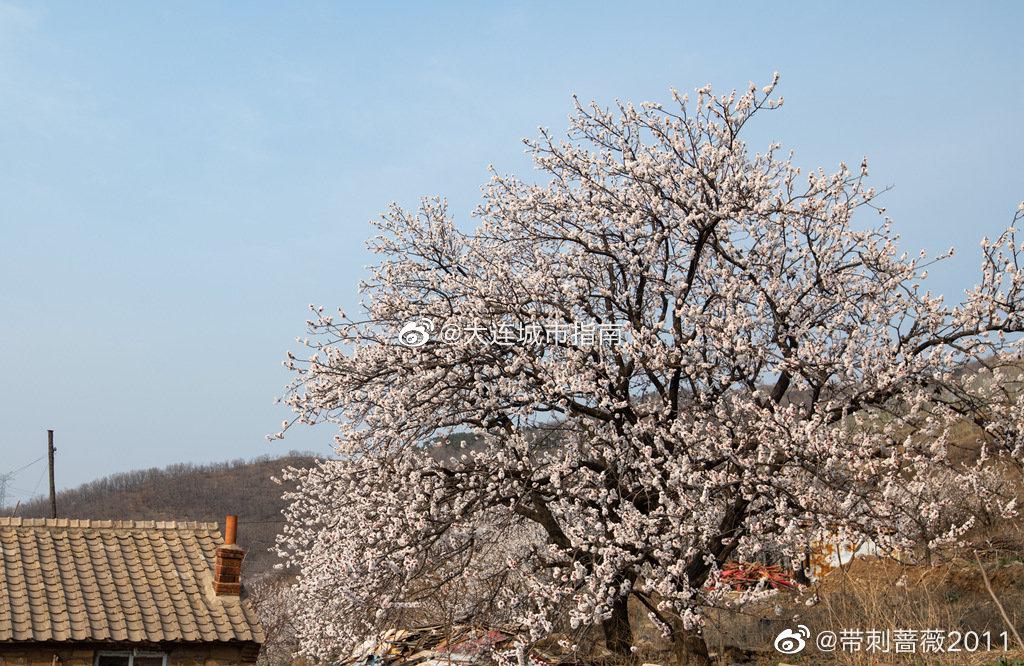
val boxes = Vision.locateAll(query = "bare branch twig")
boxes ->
[973,549,1024,650]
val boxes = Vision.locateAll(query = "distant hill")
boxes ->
[4,452,321,577]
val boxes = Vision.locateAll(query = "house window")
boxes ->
[95,652,168,666]
[132,656,167,666]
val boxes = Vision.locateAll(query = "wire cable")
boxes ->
[3,456,45,477]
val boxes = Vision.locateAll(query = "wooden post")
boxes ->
[47,429,57,519]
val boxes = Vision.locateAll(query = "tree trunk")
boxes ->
[602,595,634,661]
[793,548,812,586]
[669,627,711,666]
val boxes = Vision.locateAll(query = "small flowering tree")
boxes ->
[275,76,1024,664]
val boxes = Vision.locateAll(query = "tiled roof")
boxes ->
[0,518,265,644]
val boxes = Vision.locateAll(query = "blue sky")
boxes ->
[1,1,1021,503]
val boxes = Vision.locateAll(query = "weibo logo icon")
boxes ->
[773,625,809,655]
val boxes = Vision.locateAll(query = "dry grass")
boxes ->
[606,518,1024,664]
[694,551,1024,665]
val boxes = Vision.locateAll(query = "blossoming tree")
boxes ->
[274,76,1024,664]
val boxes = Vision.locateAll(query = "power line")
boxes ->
[0,455,46,506]
[3,456,45,477]
[29,465,47,497]
[0,460,48,510]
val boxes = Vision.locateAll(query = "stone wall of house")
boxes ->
[0,645,96,666]
[0,643,258,666]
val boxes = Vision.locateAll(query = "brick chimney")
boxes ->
[214,514,245,596]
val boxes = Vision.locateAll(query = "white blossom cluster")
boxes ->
[273,76,1024,661]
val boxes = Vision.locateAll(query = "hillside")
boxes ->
[3,452,320,576]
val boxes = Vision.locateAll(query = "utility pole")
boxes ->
[48,429,57,519]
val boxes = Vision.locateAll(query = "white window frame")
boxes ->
[94,651,168,666]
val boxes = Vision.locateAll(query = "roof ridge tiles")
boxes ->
[0,517,221,530]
